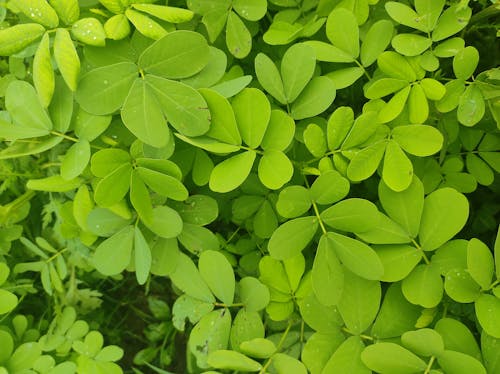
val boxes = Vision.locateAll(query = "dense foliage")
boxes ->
[0,0,499,373]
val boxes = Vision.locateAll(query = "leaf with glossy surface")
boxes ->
[0,23,45,56]
[291,76,336,120]
[392,34,432,56]
[476,294,500,338]
[33,33,54,107]
[209,151,256,193]
[457,85,485,127]
[143,206,183,239]
[392,125,443,157]
[402,264,443,308]
[326,8,359,58]
[322,336,369,374]
[226,11,252,59]
[199,250,235,305]
[281,43,316,103]
[232,88,270,148]
[361,20,394,67]
[61,140,90,180]
[134,226,151,285]
[383,140,413,192]
[375,244,422,282]
[53,28,80,92]
[207,350,261,372]
[438,350,487,374]
[254,53,286,104]
[93,226,134,276]
[170,252,214,303]
[361,343,427,373]
[268,216,318,260]
[258,150,293,190]
[321,198,380,233]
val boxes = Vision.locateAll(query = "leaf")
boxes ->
[238,277,270,312]
[467,238,494,290]
[302,332,345,373]
[329,232,384,280]
[347,141,387,182]
[170,252,214,303]
[377,51,416,82]
[337,270,381,334]
[481,331,500,374]
[209,151,256,193]
[33,33,54,107]
[104,14,131,40]
[254,53,287,104]
[360,20,394,67]
[71,18,106,46]
[240,338,276,359]
[444,268,481,303]
[322,336,369,374]
[408,83,429,123]
[375,244,422,282]
[49,76,74,133]
[131,4,194,23]
[170,195,218,226]
[276,186,312,218]
[7,342,42,372]
[310,170,350,205]
[86,208,130,237]
[258,150,293,190]
[61,140,91,180]
[188,309,231,369]
[291,76,336,120]
[200,88,240,145]
[402,264,443,308]
[49,0,79,24]
[27,175,81,192]
[93,226,134,276]
[53,28,80,91]
[233,0,266,21]
[0,23,45,56]
[281,43,316,103]
[146,75,211,137]
[382,140,413,192]
[438,350,487,374]
[304,123,327,157]
[304,40,355,63]
[475,294,500,338]
[91,148,130,178]
[268,216,319,260]
[466,153,494,186]
[391,34,432,56]
[149,238,179,277]
[432,5,472,42]
[401,328,444,357]
[14,0,59,28]
[134,226,151,285]
[392,125,443,156]
[379,177,424,238]
[385,2,426,31]
[226,11,252,59]
[143,206,183,239]
[261,110,295,151]
[312,234,344,306]
[320,198,380,233]
[5,81,52,131]
[325,67,364,90]
[138,30,210,79]
[230,309,265,351]
[435,318,482,359]
[207,350,261,372]
[76,62,138,115]
[419,188,469,251]
[341,111,379,149]
[199,250,235,305]
[326,8,359,58]
[361,343,427,373]
[453,46,479,80]
[364,78,409,99]
[126,9,167,40]
[232,88,271,148]
[94,164,132,206]
[457,85,485,127]
[0,289,18,314]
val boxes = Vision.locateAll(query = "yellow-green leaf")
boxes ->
[33,32,54,107]
[131,3,194,23]
[125,9,167,40]
[104,14,131,40]
[71,17,106,46]
[0,23,45,56]
[49,0,79,25]
[14,0,59,28]
[53,28,80,91]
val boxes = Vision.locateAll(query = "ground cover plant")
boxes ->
[0,0,499,373]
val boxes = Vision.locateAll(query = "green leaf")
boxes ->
[310,170,350,205]
[150,239,179,277]
[129,171,152,221]
[49,76,74,133]
[131,4,194,23]
[481,331,500,374]
[466,153,494,186]
[385,2,426,32]
[281,43,316,103]
[200,88,241,145]
[496,226,500,280]
[53,28,80,91]
[312,234,344,306]
[453,46,479,80]
[444,268,481,303]
[33,33,54,107]
[408,83,429,123]
[233,0,266,21]
[361,20,394,67]
[93,225,134,276]
[320,198,380,233]
[209,151,256,193]
[377,86,410,123]
[137,167,188,201]
[476,294,500,338]
[0,24,45,56]
[258,150,293,190]
[230,309,265,352]
[329,232,384,280]
[467,238,494,290]
[436,80,466,113]
[61,140,90,180]
[437,350,487,374]
[86,208,131,237]
[94,164,132,206]
[364,78,409,99]
[226,11,252,59]
[377,51,416,82]
[254,53,287,104]
[27,175,81,192]
[457,85,485,127]
[268,216,318,260]
[379,177,424,238]
[104,14,131,40]
[188,309,231,369]
[0,289,18,314]
[433,37,465,58]
[435,318,482,359]
[146,75,211,137]
[199,250,235,305]
[261,110,295,151]
[127,9,168,40]
[170,195,218,226]
[240,338,276,359]
[432,5,472,42]
[76,62,138,115]
[299,291,343,333]
[170,252,214,303]
[347,141,387,182]
[337,270,381,334]
[91,148,130,178]
[326,8,359,58]
[238,277,270,312]
[14,0,59,28]
[304,123,327,157]
[143,206,183,239]
[207,350,261,372]
[382,140,413,192]
[71,18,106,46]
[272,353,307,374]
[361,343,427,373]
[178,224,219,254]
[392,34,432,56]
[419,188,469,251]
[138,30,210,79]
[392,125,443,157]
[134,226,151,285]
[6,81,52,132]
[49,0,79,25]
[401,328,444,357]
[402,264,443,308]
[7,342,42,372]
[375,244,422,282]
[415,0,445,31]
[304,40,355,63]
[74,108,112,142]
[276,186,312,218]
[322,336,369,374]
[341,111,379,149]
[291,76,336,120]
[302,332,345,373]
[357,213,413,245]
[232,88,271,148]
[325,66,364,90]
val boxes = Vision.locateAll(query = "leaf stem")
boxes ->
[424,356,436,374]
[259,321,293,374]
[411,239,430,265]
[50,130,78,143]
[303,175,327,234]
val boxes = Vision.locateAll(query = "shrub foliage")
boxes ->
[0,0,499,373]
